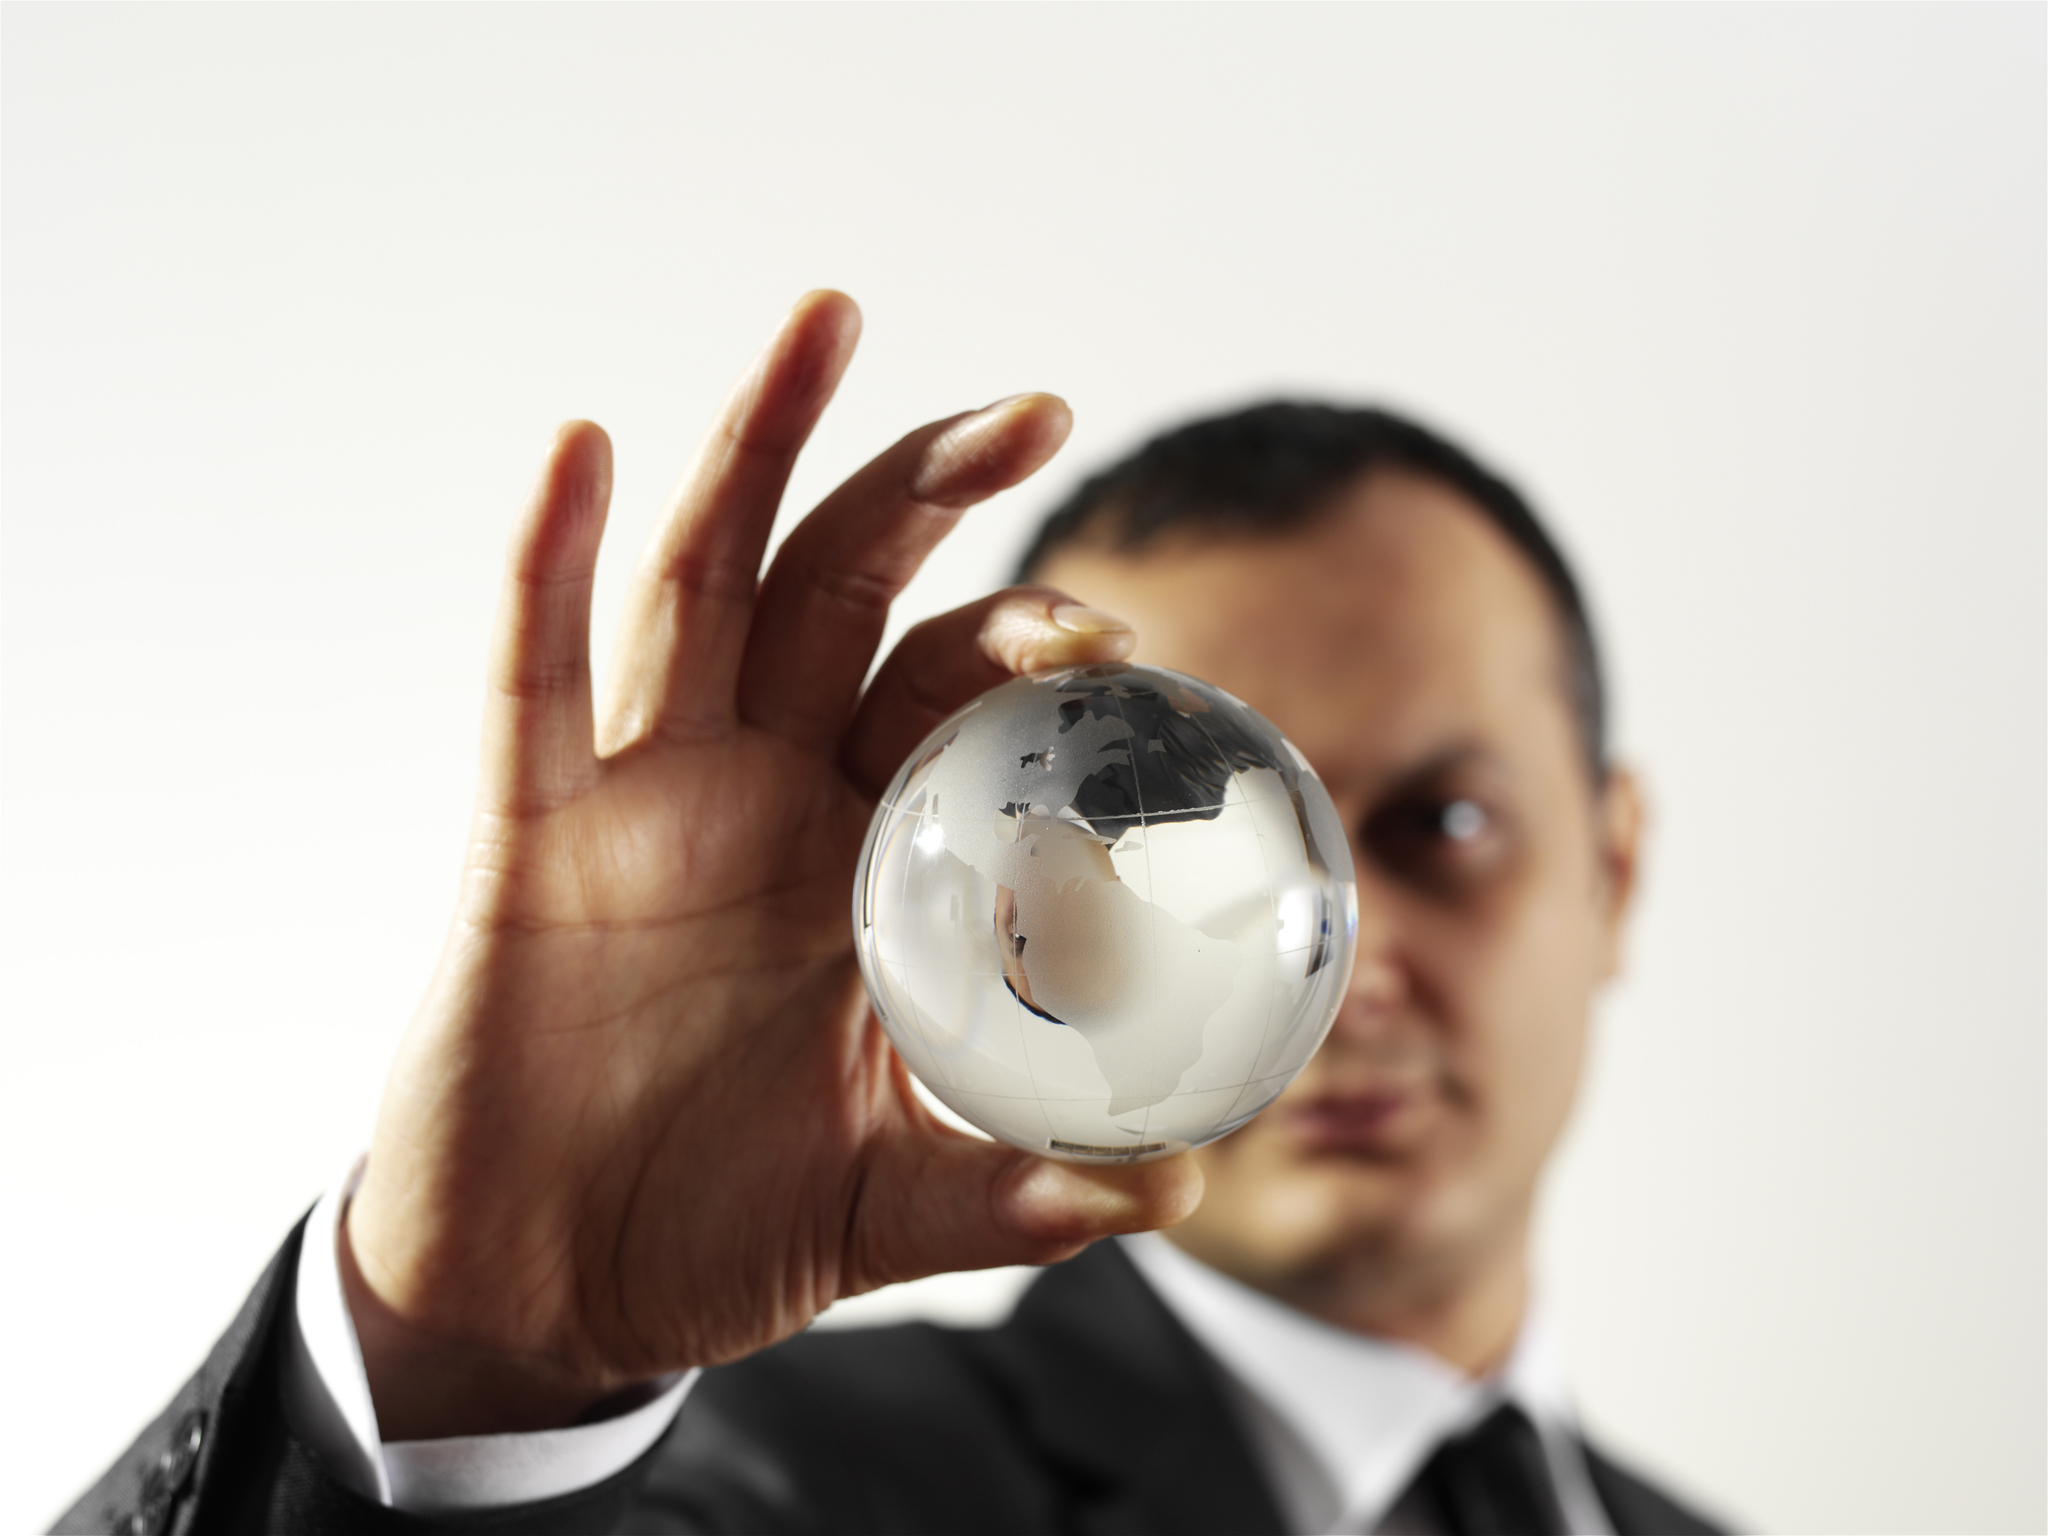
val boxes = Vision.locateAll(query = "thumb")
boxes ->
[847,1126,1205,1292]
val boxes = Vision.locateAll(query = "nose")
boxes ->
[1331,858,1408,1038]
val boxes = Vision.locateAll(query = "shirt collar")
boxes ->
[1118,1231,1592,1534]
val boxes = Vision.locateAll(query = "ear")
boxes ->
[1592,765,1645,981]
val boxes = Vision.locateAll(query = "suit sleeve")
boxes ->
[52,1221,676,1536]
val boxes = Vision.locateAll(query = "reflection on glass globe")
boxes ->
[853,662,1357,1164]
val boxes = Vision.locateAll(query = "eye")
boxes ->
[1361,791,1508,895]
[1381,797,1491,845]
[1441,799,1486,842]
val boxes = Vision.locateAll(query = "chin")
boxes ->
[1300,1160,1461,1253]
[1206,1137,1487,1274]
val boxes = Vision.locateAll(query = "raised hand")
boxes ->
[341,292,1203,1440]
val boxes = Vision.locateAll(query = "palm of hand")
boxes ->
[344,294,1200,1437]
[428,732,886,1373]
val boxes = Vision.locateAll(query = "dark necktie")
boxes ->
[1410,1402,1570,1536]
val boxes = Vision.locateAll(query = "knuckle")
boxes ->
[720,415,806,460]
[896,667,962,728]
[494,657,586,704]
[511,559,598,591]
[662,553,758,606]
[807,564,902,620]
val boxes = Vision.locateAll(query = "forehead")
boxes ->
[1033,471,1576,789]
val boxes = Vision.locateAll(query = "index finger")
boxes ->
[839,587,1138,797]
[735,394,1073,755]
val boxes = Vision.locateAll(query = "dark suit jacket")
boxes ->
[62,1222,1726,1536]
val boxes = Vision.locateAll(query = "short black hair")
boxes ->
[1012,401,1607,781]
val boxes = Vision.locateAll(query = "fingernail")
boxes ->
[1051,604,1133,636]
[910,395,1062,505]
[946,394,1036,440]
[932,394,1036,453]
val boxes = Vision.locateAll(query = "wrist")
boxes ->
[340,1189,630,1440]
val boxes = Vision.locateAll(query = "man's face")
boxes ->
[1036,470,1640,1321]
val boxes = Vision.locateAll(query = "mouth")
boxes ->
[1285,1088,1426,1156]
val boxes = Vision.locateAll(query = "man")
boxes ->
[65,293,1725,1535]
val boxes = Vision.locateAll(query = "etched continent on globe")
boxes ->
[854,663,1357,1162]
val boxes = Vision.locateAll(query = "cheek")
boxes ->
[1418,871,1600,1142]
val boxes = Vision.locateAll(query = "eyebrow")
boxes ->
[1364,742,1514,799]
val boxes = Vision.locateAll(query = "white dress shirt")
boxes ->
[1119,1231,1614,1536]
[281,1162,695,1514]
[288,1167,1610,1532]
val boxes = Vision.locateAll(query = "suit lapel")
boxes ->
[1579,1439,1728,1536]
[977,1240,1288,1536]
[973,1243,1728,1536]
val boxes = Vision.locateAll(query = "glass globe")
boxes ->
[853,662,1357,1163]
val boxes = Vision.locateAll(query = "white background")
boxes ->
[4,6,2041,1531]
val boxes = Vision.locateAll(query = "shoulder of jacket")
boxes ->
[1580,1437,1738,1536]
